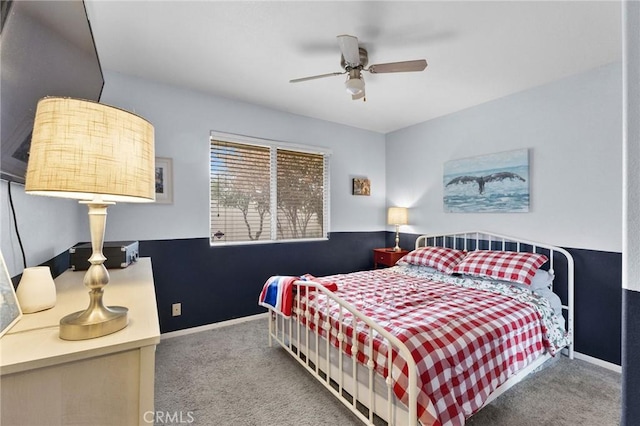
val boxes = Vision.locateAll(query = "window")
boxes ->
[210,133,330,245]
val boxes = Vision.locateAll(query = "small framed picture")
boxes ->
[0,252,22,338]
[155,157,173,204]
[352,178,371,196]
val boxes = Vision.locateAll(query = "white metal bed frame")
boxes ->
[266,231,575,425]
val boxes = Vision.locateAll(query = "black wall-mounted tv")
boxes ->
[0,0,104,183]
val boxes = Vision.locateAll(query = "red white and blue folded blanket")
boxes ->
[258,276,297,318]
[258,274,337,318]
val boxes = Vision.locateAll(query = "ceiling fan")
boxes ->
[290,34,428,101]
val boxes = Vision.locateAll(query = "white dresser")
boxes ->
[0,258,160,426]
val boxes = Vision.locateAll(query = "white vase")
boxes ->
[16,266,56,313]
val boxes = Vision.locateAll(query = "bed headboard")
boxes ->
[416,230,574,358]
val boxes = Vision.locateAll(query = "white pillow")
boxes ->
[534,287,563,316]
[530,269,554,290]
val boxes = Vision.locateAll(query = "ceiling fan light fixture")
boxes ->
[345,76,365,95]
[290,34,427,102]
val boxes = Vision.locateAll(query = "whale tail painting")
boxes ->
[446,171,525,194]
[443,149,529,213]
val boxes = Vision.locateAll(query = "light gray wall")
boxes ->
[624,2,640,291]
[1,182,81,277]
[92,71,387,242]
[1,62,621,277]
[1,71,386,278]
[385,62,622,252]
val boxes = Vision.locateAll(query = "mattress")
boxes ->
[291,265,570,425]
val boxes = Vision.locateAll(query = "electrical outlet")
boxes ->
[172,303,181,317]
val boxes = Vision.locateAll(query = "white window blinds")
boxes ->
[210,136,329,245]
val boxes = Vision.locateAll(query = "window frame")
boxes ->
[209,131,331,246]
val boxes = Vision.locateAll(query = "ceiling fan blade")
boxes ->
[337,35,360,67]
[368,59,427,74]
[289,72,344,83]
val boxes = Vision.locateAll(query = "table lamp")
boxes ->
[387,207,408,251]
[25,97,155,340]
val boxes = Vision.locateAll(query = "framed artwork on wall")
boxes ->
[443,148,529,213]
[0,252,22,338]
[352,178,371,196]
[155,157,173,204]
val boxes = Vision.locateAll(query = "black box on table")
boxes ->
[70,241,139,271]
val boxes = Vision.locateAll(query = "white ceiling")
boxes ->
[85,1,622,134]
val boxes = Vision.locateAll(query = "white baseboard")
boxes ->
[161,312,269,340]
[573,351,622,373]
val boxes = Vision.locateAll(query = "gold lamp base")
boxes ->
[393,224,402,251]
[59,302,128,341]
[59,201,129,341]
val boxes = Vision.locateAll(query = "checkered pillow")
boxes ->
[451,250,548,286]
[397,246,467,273]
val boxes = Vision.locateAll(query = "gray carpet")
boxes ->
[467,355,621,426]
[155,317,621,426]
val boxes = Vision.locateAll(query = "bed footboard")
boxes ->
[268,281,419,426]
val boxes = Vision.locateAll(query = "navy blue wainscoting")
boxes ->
[140,231,386,333]
[567,247,622,365]
[33,230,621,366]
[622,288,640,425]
[387,231,623,365]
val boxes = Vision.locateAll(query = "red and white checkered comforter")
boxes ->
[296,268,566,426]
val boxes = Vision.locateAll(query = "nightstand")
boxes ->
[373,248,409,268]
[1,259,159,426]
